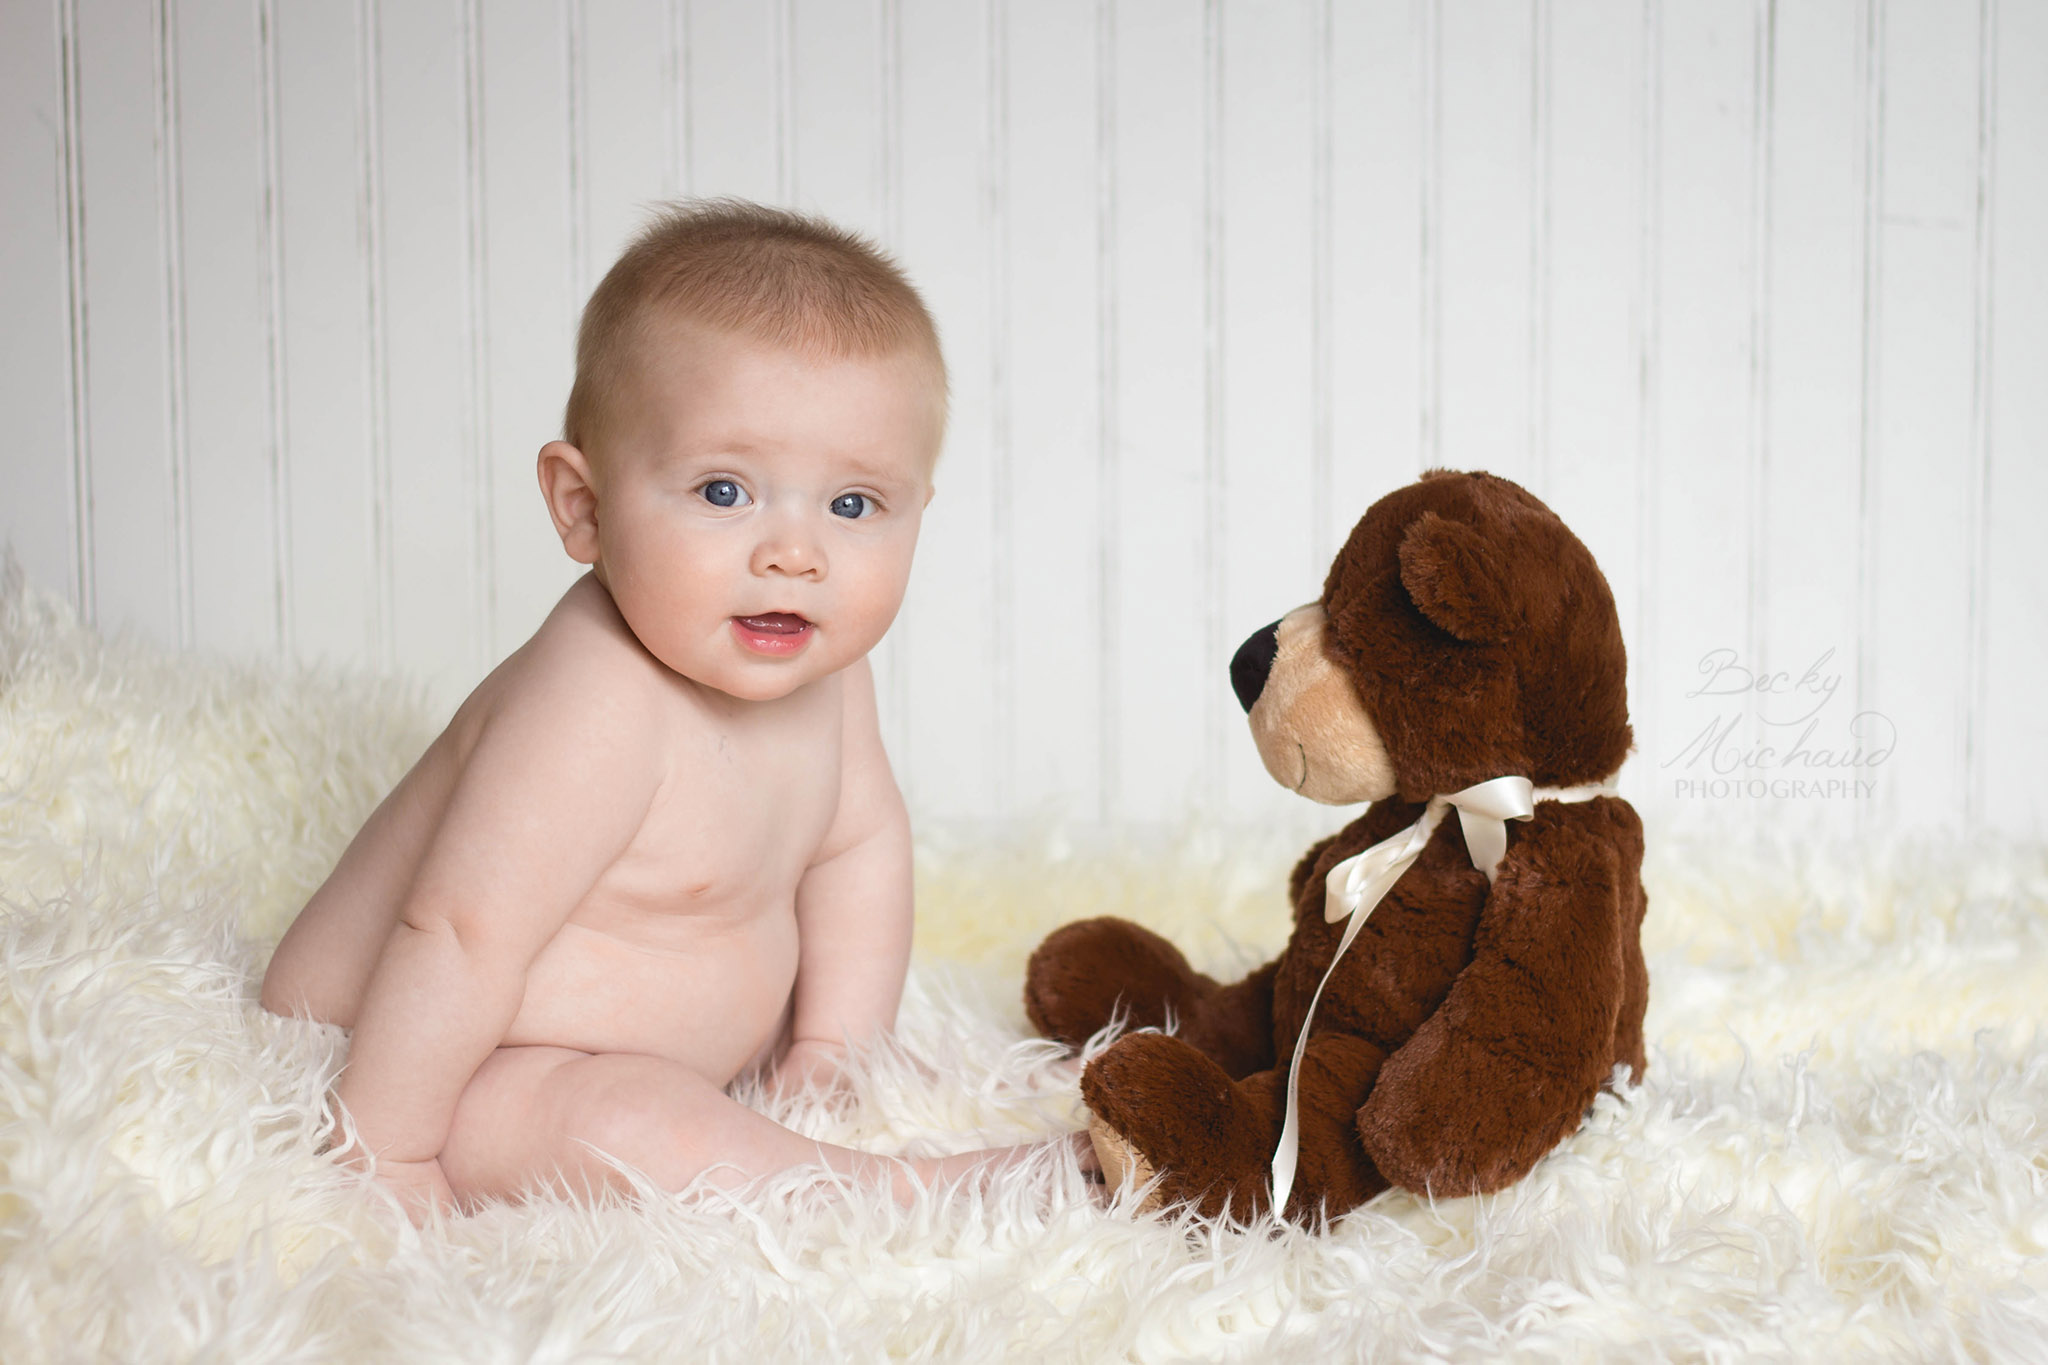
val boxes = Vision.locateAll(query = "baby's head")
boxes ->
[539,198,947,701]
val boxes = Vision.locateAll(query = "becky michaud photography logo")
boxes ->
[1662,647,1895,800]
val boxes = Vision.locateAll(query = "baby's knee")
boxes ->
[557,1057,727,1190]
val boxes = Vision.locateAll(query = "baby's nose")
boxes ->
[750,529,824,578]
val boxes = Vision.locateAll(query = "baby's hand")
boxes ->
[323,1112,455,1226]
[770,1038,852,1101]
[373,1156,456,1226]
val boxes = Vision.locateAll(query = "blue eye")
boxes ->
[701,480,749,508]
[830,493,874,519]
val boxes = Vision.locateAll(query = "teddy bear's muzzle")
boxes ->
[1243,605,1399,806]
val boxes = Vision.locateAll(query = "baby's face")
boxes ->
[575,323,939,701]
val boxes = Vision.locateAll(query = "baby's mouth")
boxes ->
[731,612,814,656]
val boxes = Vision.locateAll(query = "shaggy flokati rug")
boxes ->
[3,564,2047,1363]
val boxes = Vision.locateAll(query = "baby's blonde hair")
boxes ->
[564,198,947,454]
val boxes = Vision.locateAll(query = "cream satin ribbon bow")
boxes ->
[1268,774,1619,1213]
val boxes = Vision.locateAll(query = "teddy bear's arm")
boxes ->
[1287,832,1347,909]
[1354,815,1627,1196]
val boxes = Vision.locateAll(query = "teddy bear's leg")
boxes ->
[1358,823,1626,1197]
[1082,1029,1389,1222]
[1025,919,1277,1076]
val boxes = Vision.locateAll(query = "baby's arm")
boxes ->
[331,681,664,1215]
[777,658,914,1092]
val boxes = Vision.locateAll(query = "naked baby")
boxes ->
[262,199,1034,1220]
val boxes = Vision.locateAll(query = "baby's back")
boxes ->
[261,574,846,1085]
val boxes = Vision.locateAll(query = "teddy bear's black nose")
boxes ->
[1230,620,1282,713]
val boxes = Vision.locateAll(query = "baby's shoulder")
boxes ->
[521,576,671,688]
[455,579,673,752]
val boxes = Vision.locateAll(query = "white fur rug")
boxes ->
[4,565,2047,1363]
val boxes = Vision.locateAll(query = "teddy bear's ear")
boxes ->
[1396,511,1524,643]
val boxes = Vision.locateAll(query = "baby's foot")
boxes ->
[919,1133,1102,1208]
[924,1141,1044,1188]
[1039,1055,1085,1086]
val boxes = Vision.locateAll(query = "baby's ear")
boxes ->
[538,441,602,565]
[1396,511,1524,643]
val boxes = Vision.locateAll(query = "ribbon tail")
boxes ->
[1270,895,1381,1216]
[1280,834,1431,1213]
[1454,806,1508,885]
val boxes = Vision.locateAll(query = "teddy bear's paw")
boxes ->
[1358,1028,1585,1197]
[1024,918,1214,1049]
[1080,1031,1277,1219]
[1086,1113,1164,1211]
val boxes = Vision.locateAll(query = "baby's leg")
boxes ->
[439,1045,1037,1209]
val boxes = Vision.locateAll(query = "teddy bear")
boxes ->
[1025,468,1648,1223]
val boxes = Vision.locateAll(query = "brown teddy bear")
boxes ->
[1025,469,1648,1223]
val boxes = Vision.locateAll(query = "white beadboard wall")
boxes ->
[3,0,2044,839]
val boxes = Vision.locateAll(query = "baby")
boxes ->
[262,199,1035,1220]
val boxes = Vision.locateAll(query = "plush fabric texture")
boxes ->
[3,566,2047,1361]
[1026,471,1648,1221]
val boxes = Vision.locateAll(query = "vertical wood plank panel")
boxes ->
[1852,0,1884,833]
[1757,0,1868,819]
[788,0,884,236]
[1631,0,1664,813]
[175,1,276,658]
[1743,0,1773,703]
[153,0,194,648]
[1639,0,1758,826]
[257,0,292,655]
[1433,0,1535,481]
[1199,0,1223,816]
[0,0,77,605]
[1982,0,2047,836]
[664,0,688,197]
[563,0,588,307]
[76,0,178,643]
[1308,0,1333,571]
[357,0,394,670]
[896,0,998,820]
[1866,0,1984,825]
[1004,0,1101,818]
[1108,0,1210,825]
[1528,0,1552,494]
[1218,0,1321,824]
[984,0,1013,817]
[1541,0,1648,794]
[275,0,376,667]
[459,0,494,667]
[481,0,582,664]
[581,0,670,269]
[377,0,480,704]
[686,0,780,204]
[1092,0,1120,817]
[1961,0,1998,831]
[775,0,794,201]
[1326,0,1423,552]
[1418,0,1441,470]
